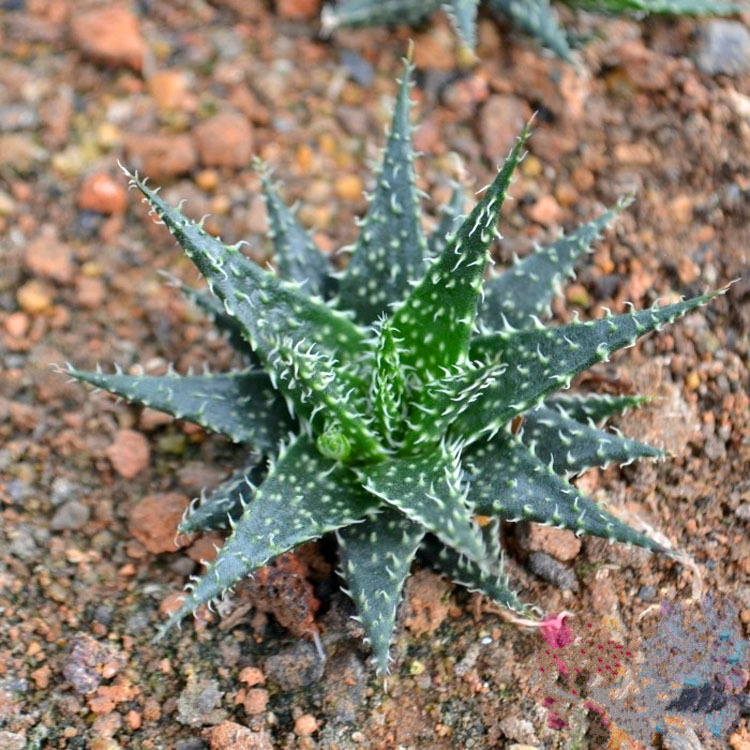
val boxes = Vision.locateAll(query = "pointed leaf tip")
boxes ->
[337,54,427,324]
[391,122,531,380]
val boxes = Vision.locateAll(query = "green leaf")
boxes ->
[267,337,386,462]
[428,183,465,257]
[546,393,649,426]
[125,171,368,365]
[403,360,507,450]
[179,459,267,535]
[486,0,574,61]
[338,509,424,674]
[566,0,745,14]
[338,56,427,324]
[370,317,407,445]
[156,435,379,639]
[464,432,668,551]
[258,164,333,299]
[166,275,257,360]
[421,526,529,615]
[391,123,531,381]
[479,200,627,330]
[521,405,664,476]
[461,291,722,442]
[360,443,488,565]
[322,0,442,31]
[445,0,480,50]
[68,366,293,452]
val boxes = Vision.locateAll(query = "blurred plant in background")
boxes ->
[322,0,746,63]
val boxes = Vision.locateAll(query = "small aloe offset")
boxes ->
[322,0,746,61]
[67,58,723,675]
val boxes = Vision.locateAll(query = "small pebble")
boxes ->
[78,173,127,214]
[194,112,253,169]
[70,5,145,71]
[5,312,30,338]
[17,280,54,314]
[334,174,363,202]
[177,678,223,727]
[697,20,750,76]
[526,195,560,227]
[50,500,90,531]
[210,722,273,750]
[294,714,318,736]
[147,70,188,111]
[106,429,150,479]
[128,493,190,554]
[239,667,265,687]
[527,551,579,592]
[242,688,268,715]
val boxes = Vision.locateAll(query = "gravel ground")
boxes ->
[0,2,748,748]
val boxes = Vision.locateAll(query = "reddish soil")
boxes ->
[0,2,748,748]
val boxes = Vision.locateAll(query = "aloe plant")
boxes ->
[67,58,723,674]
[322,0,746,62]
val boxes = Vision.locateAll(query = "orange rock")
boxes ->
[31,664,51,689]
[17,280,54,315]
[87,682,139,714]
[106,429,150,479]
[276,0,321,20]
[143,696,161,722]
[480,94,530,165]
[571,167,595,192]
[147,70,188,111]
[240,552,320,638]
[128,493,190,554]
[194,112,253,169]
[70,5,145,72]
[607,723,642,749]
[78,173,127,214]
[294,714,318,736]
[186,533,224,564]
[403,568,451,637]
[614,143,652,165]
[242,687,268,715]
[333,174,363,202]
[125,134,197,180]
[527,195,560,227]
[75,277,107,310]
[210,721,273,750]
[139,407,173,431]
[125,710,141,730]
[23,226,74,283]
[668,195,693,225]
[5,312,30,338]
[517,524,582,562]
[159,591,187,617]
[238,667,265,687]
[729,727,750,750]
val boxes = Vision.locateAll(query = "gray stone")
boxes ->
[175,740,208,750]
[662,725,702,750]
[697,20,750,76]
[0,104,40,132]
[264,640,325,691]
[51,477,78,506]
[0,731,26,750]
[8,526,39,561]
[50,500,90,531]
[176,678,224,727]
[498,715,538,745]
[527,551,579,592]
[322,649,365,724]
